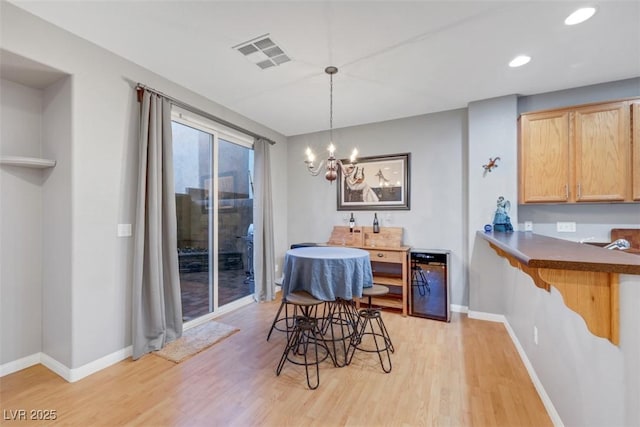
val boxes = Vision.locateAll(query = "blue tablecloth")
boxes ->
[283,246,373,301]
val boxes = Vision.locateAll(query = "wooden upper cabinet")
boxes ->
[633,102,640,201]
[519,99,636,204]
[574,101,630,202]
[519,110,571,203]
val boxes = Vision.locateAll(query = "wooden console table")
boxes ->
[327,226,410,316]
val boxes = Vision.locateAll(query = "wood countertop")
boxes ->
[477,231,640,275]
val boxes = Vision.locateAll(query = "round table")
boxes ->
[282,246,373,301]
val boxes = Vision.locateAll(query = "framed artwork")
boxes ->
[337,152,410,211]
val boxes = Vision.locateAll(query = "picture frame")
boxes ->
[337,152,410,211]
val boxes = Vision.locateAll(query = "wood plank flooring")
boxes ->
[0,299,552,426]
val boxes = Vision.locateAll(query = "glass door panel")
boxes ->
[217,138,254,306]
[172,121,213,321]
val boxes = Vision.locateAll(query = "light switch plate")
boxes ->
[117,223,132,237]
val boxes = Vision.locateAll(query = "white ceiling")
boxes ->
[8,1,640,136]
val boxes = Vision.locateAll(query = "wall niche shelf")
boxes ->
[0,156,56,169]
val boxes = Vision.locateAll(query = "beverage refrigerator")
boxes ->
[409,249,450,322]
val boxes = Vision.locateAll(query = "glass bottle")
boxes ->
[349,213,355,233]
[373,213,380,233]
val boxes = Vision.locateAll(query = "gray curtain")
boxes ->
[132,90,182,360]
[253,138,276,302]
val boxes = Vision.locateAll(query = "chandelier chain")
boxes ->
[329,71,334,143]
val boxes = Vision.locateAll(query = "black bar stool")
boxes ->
[267,243,318,341]
[276,291,335,389]
[266,277,297,341]
[319,298,359,367]
[347,285,394,373]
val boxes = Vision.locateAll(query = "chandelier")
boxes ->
[304,66,357,182]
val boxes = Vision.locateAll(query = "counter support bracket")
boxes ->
[489,243,619,345]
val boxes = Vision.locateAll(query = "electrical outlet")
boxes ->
[524,221,533,231]
[533,326,539,345]
[557,221,576,232]
[274,264,279,273]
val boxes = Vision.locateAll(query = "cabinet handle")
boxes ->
[377,253,384,257]
[565,184,569,199]
[577,183,582,199]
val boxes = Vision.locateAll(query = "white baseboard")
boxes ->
[0,353,41,377]
[468,310,506,323]
[40,353,72,381]
[450,304,468,313]
[466,310,563,427]
[68,346,133,382]
[2,346,133,383]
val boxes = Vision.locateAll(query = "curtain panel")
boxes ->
[253,138,276,302]
[132,90,183,360]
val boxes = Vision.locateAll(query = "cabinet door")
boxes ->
[633,102,640,201]
[574,102,631,202]
[519,110,571,203]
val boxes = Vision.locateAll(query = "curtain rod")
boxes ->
[136,84,276,145]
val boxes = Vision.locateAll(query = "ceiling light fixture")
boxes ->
[304,66,358,183]
[564,7,596,25]
[509,55,531,68]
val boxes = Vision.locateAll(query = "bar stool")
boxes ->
[266,277,297,341]
[276,291,335,389]
[319,298,359,367]
[347,285,394,373]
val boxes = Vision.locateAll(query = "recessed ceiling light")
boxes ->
[509,55,531,68]
[565,7,596,25]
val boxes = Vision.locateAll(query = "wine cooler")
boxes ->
[409,249,450,322]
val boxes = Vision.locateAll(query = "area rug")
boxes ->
[154,320,239,363]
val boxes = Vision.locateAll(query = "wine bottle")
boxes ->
[373,213,380,233]
[349,213,355,233]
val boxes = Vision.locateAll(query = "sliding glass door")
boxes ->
[172,112,254,322]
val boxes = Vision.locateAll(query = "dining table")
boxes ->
[282,246,373,301]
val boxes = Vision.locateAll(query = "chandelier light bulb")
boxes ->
[350,148,358,163]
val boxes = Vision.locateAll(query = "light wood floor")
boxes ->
[1,299,552,426]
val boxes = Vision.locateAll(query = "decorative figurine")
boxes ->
[482,157,500,176]
[492,196,513,232]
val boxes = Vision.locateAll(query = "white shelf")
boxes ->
[0,156,56,169]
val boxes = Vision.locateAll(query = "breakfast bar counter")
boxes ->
[476,231,640,345]
[476,231,640,275]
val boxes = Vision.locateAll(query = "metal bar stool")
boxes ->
[319,298,359,367]
[266,277,298,341]
[276,291,335,389]
[347,285,394,373]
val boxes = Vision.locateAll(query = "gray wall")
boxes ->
[1,2,288,370]
[287,110,468,306]
[517,78,640,242]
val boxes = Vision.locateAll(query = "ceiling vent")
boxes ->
[233,34,291,69]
